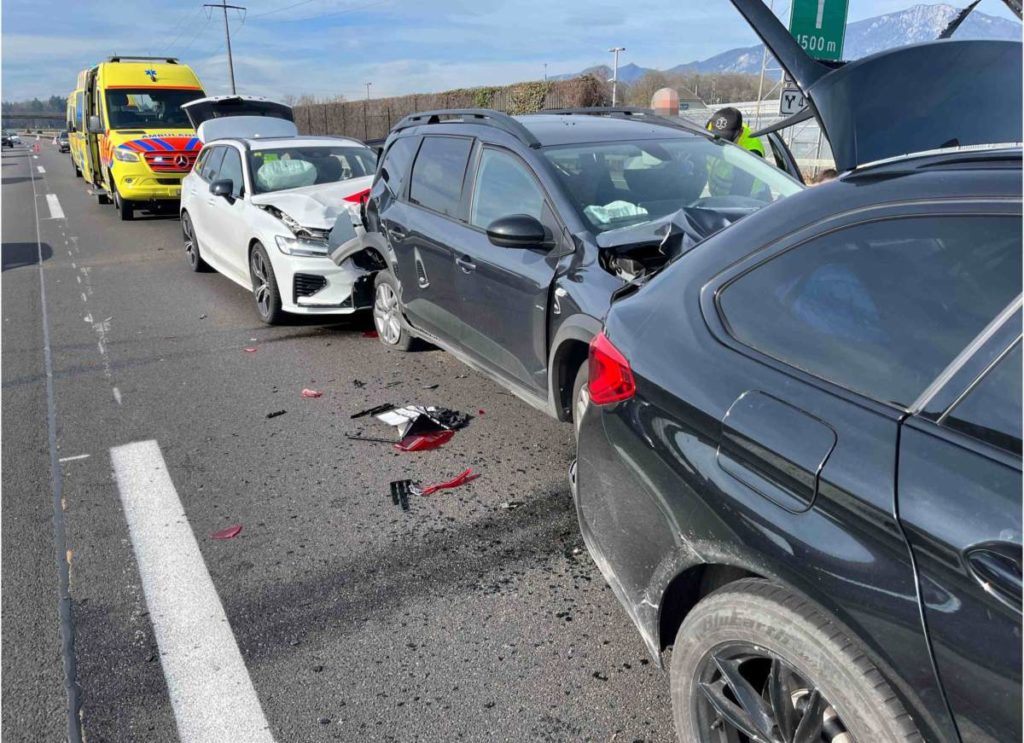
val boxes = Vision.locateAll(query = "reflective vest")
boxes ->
[737,124,766,157]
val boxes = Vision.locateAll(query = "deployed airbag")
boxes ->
[254,159,316,192]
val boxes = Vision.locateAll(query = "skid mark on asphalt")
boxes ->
[110,441,275,743]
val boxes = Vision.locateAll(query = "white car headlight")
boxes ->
[113,148,140,162]
[275,234,329,257]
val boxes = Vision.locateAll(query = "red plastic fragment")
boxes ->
[243,347,258,353]
[301,389,323,398]
[394,429,455,452]
[211,525,242,540]
[362,330,379,338]
[478,409,485,415]
[419,468,479,496]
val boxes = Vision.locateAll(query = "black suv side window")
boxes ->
[943,341,1022,454]
[379,136,418,198]
[718,215,1022,407]
[470,148,546,229]
[409,136,473,218]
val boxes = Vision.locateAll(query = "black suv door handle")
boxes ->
[966,543,1022,608]
[386,221,407,240]
[456,256,476,274]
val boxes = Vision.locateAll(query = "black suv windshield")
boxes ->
[543,137,801,233]
[104,88,204,129]
[248,146,377,194]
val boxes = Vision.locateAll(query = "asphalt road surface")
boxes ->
[2,141,676,742]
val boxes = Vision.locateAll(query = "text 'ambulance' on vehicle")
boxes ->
[67,56,205,220]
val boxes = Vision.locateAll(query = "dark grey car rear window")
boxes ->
[409,136,473,218]
[945,341,1022,455]
[719,216,1022,407]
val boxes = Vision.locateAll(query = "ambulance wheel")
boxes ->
[72,158,81,178]
[112,183,133,221]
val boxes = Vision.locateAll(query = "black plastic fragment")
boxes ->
[345,434,395,444]
[390,480,413,511]
[266,410,287,419]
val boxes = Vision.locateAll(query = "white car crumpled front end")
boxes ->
[251,177,374,314]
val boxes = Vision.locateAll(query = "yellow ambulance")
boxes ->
[72,56,205,220]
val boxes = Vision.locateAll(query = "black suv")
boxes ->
[351,107,803,428]
[576,1,1023,741]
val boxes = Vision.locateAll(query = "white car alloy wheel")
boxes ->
[251,250,273,319]
[374,282,402,345]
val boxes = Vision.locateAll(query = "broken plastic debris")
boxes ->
[390,480,413,511]
[301,389,323,399]
[266,410,287,419]
[417,468,479,496]
[362,330,379,338]
[243,347,258,353]
[351,403,395,419]
[211,525,242,540]
[395,429,454,452]
[352,379,366,388]
[501,501,524,510]
[345,433,395,444]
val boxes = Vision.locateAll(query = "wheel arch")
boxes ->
[658,563,764,653]
[548,315,601,421]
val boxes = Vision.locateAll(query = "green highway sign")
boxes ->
[789,0,849,61]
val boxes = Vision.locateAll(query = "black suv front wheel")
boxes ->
[670,579,922,743]
[373,272,413,351]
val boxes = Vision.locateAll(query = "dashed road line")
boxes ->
[45,194,65,220]
[58,454,91,463]
[110,441,274,743]
[37,165,46,174]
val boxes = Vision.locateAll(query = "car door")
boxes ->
[898,302,1022,743]
[186,145,226,264]
[203,145,249,283]
[396,134,475,343]
[690,205,1021,742]
[455,145,563,393]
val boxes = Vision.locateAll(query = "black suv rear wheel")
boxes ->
[670,579,921,743]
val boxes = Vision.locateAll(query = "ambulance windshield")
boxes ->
[105,89,205,129]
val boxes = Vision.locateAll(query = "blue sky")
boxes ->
[1,0,1018,102]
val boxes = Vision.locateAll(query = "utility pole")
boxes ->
[543,63,548,82]
[608,47,625,106]
[365,82,372,100]
[205,0,245,94]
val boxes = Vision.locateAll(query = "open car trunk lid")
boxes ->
[733,0,1022,171]
[183,95,297,143]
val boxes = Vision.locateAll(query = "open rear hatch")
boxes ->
[183,95,297,142]
[734,0,1022,171]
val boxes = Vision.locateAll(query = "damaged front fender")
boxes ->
[329,225,391,272]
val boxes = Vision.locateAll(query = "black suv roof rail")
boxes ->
[392,109,542,149]
[537,107,712,138]
[107,56,179,64]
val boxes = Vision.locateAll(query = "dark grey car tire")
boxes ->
[670,579,922,743]
[373,272,414,351]
[181,212,210,272]
[249,242,285,325]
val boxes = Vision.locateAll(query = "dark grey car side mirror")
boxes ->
[486,214,549,249]
[87,115,104,134]
[210,179,234,199]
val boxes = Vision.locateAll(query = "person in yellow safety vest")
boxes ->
[705,107,770,198]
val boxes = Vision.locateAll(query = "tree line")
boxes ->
[2,95,65,113]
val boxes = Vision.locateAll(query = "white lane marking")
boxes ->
[80,293,87,303]
[58,454,90,463]
[37,165,46,174]
[110,441,274,743]
[32,154,38,159]
[112,387,122,405]
[45,194,65,220]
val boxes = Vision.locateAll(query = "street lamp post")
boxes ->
[365,82,372,101]
[608,47,625,106]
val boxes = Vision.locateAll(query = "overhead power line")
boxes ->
[204,0,247,94]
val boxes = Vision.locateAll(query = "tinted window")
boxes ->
[199,147,225,182]
[471,149,546,229]
[218,147,244,197]
[945,341,1022,454]
[409,136,473,218]
[379,136,418,197]
[719,216,1022,406]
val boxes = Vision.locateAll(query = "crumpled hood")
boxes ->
[250,176,373,230]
